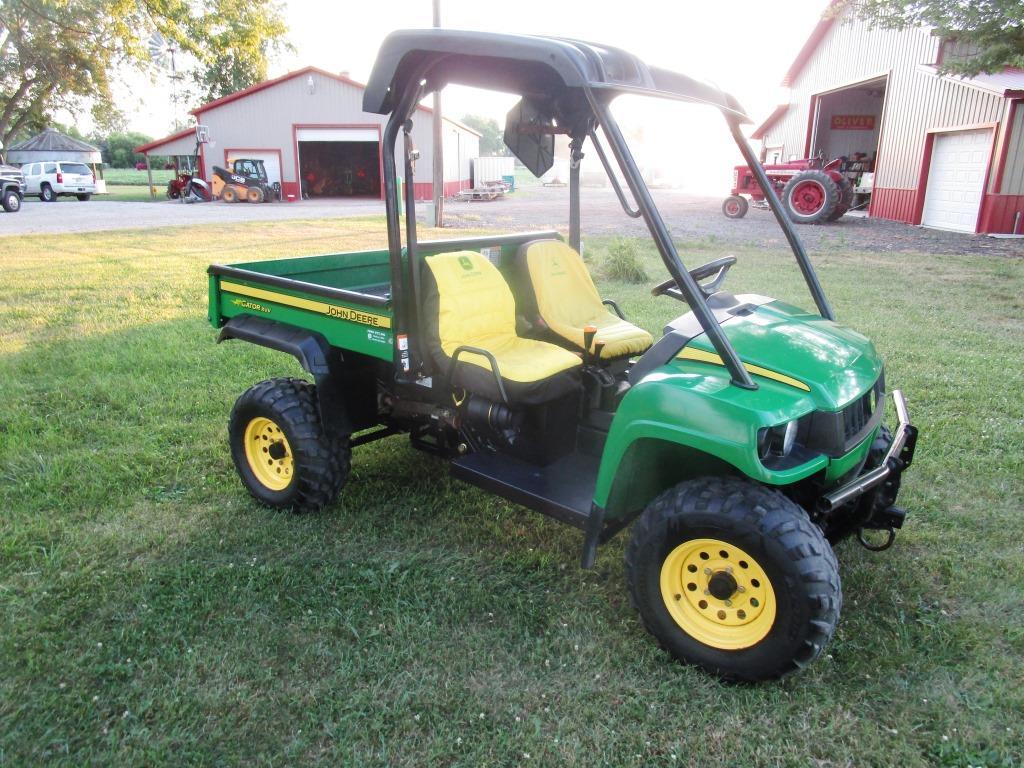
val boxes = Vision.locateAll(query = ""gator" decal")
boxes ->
[221,281,392,329]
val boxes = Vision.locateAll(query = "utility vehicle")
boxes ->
[208,31,917,681]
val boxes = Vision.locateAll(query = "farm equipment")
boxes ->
[166,132,212,202]
[207,30,918,682]
[166,170,211,202]
[212,159,278,203]
[724,154,868,224]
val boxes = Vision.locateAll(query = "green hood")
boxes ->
[681,299,882,411]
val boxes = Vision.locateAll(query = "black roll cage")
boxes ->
[371,31,835,389]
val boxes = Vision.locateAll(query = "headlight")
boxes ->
[758,419,798,459]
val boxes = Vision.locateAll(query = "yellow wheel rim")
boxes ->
[660,537,777,650]
[243,416,294,491]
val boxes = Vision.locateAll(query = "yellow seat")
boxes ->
[518,239,653,359]
[422,251,581,404]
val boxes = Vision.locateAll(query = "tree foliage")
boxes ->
[0,0,288,148]
[100,131,154,167]
[460,114,509,156]
[851,0,1024,76]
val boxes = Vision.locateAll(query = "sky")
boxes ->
[116,0,830,193]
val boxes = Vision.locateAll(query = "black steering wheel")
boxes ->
[651,256,737,299]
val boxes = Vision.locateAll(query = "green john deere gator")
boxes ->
[207,30,918,681]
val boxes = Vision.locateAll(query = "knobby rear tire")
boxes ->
[228,377,351,512]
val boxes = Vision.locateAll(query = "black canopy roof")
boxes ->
[363,29,750,123]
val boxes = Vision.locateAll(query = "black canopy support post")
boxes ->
[568,136,584,252]
[382,111,410,378]
[403,122,424,375]
[381,66,433,381]
[590,96,757,390]
[727,116,835,321]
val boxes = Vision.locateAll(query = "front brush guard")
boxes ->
[819,391,918,548]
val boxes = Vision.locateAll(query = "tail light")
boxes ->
[56,172,63,183]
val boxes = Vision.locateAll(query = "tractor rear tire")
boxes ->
[782,170,840,224]
[228,378,351,513]
[722,195,748,219]
[246,186,265,203]
[221,185,239,203]
[828,177,854,221]
[625,476,841,682]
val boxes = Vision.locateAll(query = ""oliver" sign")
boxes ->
[830,115,876,131]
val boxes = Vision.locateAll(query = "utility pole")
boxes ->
[432,0,444,227]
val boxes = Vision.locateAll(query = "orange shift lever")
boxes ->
[583,325,598,365]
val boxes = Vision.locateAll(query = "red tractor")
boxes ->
[723,155,859,224]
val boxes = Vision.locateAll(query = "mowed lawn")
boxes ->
[0,218,1021,767]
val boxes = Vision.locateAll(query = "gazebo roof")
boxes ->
[7,128,102,163]
[9,128,99,153]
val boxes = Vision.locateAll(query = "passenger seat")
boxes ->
[516,239,653,360]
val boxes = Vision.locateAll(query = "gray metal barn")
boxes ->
[136,67,480,202]
[753,4,1024,234]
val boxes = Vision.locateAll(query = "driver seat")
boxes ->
[516,239,653,360]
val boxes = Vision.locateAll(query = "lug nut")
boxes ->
[704,567,712,576]
[737,586,746,593]
[724,599,732,607]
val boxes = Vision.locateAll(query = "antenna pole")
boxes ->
[431,0,444,228]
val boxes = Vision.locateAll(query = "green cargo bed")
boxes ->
[207,231,560,362]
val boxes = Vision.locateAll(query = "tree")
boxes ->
[851,0,1024,76]
[100,131,154,167]
[0,0,288,148]
[460,114,509,156]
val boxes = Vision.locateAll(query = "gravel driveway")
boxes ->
[445,185,1024,258]
[4,184,1022,258]
[1,196,385,237]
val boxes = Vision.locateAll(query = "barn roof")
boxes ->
[780,1,845,87]
[751,104,790,140]
[190,66,482,136]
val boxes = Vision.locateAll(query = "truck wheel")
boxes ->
[781,170,839,224]
[76,193,92,202]
[221,185,238,203]
[2,189,20,212]
[828,177,854,221]
[228,378,351,512]
[246,186,265,203]
[40,183,56,202]
[625,476,841,682]
[722,195,748,219]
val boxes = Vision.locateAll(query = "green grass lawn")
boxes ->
[102,168,176,186]
[101,185,164,202]
[1,219,1022,766]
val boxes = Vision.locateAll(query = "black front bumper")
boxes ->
[819,390,917,514]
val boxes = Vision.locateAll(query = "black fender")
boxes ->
[218,315,353,435]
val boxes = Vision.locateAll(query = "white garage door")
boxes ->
[921,128,991,232]
[225,151,281,186]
